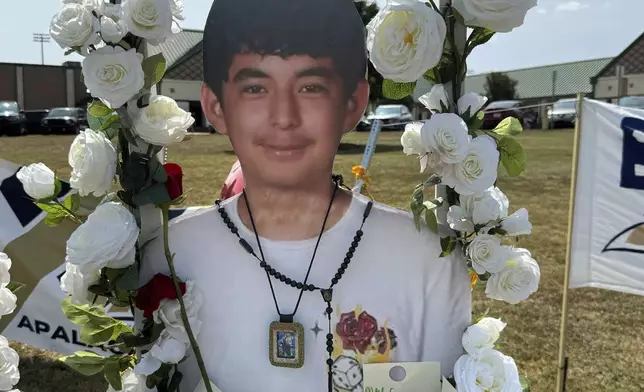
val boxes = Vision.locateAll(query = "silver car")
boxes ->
[365,104,413,130]
[547,98,577,128]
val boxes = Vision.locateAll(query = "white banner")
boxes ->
[569,99,644,296]
[0,158,202,355]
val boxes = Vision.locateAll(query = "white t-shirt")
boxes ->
[141,192,471,392]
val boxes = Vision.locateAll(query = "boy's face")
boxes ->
[202,53,368,189]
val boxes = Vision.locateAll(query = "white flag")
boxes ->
[569,99,644,296]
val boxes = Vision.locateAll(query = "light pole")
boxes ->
[33,33,50,65]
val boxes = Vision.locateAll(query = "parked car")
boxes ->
[23,109,50,134]
[618,95,644,110]
[482,100,539,130]
[547,98,577,128]
[42,107,88,134]
[365,104,413,130]
[0,101,26,136]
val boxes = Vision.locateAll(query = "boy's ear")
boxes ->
[342,79,370,135]
[201,83,228,135]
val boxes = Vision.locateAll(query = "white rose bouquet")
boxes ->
[21,1,211,391]
[365,1,540,390]
[0,253,26,390]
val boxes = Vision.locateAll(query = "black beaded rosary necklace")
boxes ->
[215,175,373,392]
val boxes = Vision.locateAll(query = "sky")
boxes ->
[2,0,642,75]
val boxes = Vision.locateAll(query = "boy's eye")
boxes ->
[300,84,327,93]
[242,85,266,94]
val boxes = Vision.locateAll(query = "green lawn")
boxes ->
[1,129,643,392]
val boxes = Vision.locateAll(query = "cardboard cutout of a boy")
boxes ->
[141,0,471,390]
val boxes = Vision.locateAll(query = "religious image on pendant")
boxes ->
[269,322,304,368]
[276,331,297,359]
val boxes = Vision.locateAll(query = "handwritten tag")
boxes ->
[363,362,441,392]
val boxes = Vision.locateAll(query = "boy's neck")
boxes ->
[236,178,353,242]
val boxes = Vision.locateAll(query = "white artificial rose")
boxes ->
[128,95,195,146]
[50,4,100,51]
[418,84,450,113]
[458,92,488,117]
[100,16,128,44]
[366,0,446,83]
[452,0,538,33]
[441,135,499,195]
[60,262,101,305]
[171,0,184,20]
[0,289,17,317]
[501,208,532,236]
[462,317,507,356]
[454,349,522,392]
[0,253,11,289]
[68,129,117,197]
[486,248,540,304]
[153,281,203,343]
[108,369,158,392]
[401,122,426,156]
[123,0,173,45]
[461,186,509,226]
[65,201,139,273]
[0,336,20,391]
[447,206,475,233]
[16,163,56,200]
[421,113,471,164]
[82,46,144,109]
[134,332,187,376]
[467,235,508,275]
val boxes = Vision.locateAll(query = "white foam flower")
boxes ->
[454,349,522,392]
[0,253,11,289]
[418,84,450,113]
[0,336,20,391]
[467,235,509,275]
[49,3,100,51]
[123,0,173,46]
[60,262,101,305]
[462,317,507,356]
[501,208,532,236]
[460,186,509,226]
[100,16,128,44]
[421,113,470,164]
[0,289,17,318]
[401,122,443,173]
[65,201,139,274]
[153,281,203,344]
[82,46,144,109]
[486,248,540,304]
[458,92,488,117]
[134,332,187,376]
[128,95,195,146]
[16,163,56,200]
[441,135,499,195]
[107,369,157,392]
[68,129,117,197]
[366,0,446,83]
[453,0,538,33]
[447,205,475,233]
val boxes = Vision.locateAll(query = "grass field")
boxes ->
[1,129,644,392]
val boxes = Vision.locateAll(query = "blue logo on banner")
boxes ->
[620,117,644,191]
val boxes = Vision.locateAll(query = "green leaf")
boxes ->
[468,110,484,130]
[410,184,425,232]
[493,117,523,136]
[60,350,107,376]
[7,281,25,294]
[520,376,531,392]
[167,369,183,392]
[423,68,440,84]
[61,297,133,346]
[497,135,526,177]
[99,113,121,132]
[382,79,416,100]
[466,27,495,57]
[113,265,140,291]
[54,177,63,198]
[439,99,450,114]
[440,236,457,257]
[131,182,171,207]
[424,208,438,233]
[103,356,123,391]
[36,202,68,227]
[63,193,81,213]
[142,53,167,90]
[88,283,111,297]
[88,101,113,117]
[149,160,168,184]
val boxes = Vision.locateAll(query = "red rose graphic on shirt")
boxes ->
[336,310,378,354]
[374,327,398,354]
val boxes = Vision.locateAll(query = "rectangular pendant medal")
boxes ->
[269,321,305,368]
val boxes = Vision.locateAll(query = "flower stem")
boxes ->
[54,200,83,224]
[160,206,213,392]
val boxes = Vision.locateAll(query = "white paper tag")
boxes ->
[442,377,458,392]
[192,379,224,392]
[363,362,441,392]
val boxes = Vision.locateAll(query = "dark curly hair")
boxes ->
[202,0,368,102]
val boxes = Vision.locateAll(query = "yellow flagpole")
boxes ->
[555,92,585,392]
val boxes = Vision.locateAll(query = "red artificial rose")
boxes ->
[135,273,186,318]
[163,163,183,200]
[336,310,378,354]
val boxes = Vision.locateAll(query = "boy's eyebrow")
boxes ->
[296,66,335,79]
[232,68,270,82]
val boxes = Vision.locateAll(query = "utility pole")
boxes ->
[33,33,50,65]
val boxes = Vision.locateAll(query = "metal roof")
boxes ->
[148,29,204,69]
[464,57,613,100]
